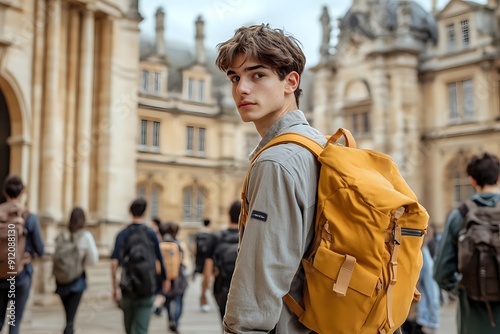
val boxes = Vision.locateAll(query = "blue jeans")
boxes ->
[165,293,184,326]
[0,274,32,334]
[416,246,440,329]
[119,294,155,334]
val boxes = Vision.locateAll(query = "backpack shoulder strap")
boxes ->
[458,199,477,218]
[251,132,324,163]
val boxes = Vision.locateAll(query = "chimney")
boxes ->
[195,15,206,64]
[432,0,438,15]
[154,7,166,56]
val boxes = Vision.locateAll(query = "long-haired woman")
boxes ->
[54,207,98,334]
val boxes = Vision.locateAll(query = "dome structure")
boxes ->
[340,0,438,43]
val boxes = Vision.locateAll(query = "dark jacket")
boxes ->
[433,193,500,334]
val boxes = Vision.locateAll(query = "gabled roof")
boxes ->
[437,0,486,19]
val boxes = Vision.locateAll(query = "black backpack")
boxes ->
[194,232,215,274]
[457,199,500,327]
[120,224,157,298]
[212,229,239,293]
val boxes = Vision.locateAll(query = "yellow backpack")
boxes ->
[241,129,428,334]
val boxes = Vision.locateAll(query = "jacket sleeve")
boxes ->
[433,209,463,292]
[83,231,99,266]
[223,160,307,333]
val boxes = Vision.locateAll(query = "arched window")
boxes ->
[447,154,475,208]
[182,186,206,222]
[151,184,160,218]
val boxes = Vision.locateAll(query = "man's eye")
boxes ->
[253,73,264,79]
[230,76,240,83]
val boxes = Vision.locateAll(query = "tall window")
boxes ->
[350,111,371,137]
[452,171,475,208]
[182,187,206,221]
[446,24,456,51]
[186,126,194,152]
[136,183,162,218]
[150,184,160,218]
[140,119,148,147]
[198,127,206,154]
[199,80,205,102]
[186,126,206,155]
[185,77,206,102]
[152,121,160,149]
[448,79,475,123]
[461,19,470,48]
[188,78,194,100]
[139,119,161,151]
[142,70,149,92]
[153,72,161,94]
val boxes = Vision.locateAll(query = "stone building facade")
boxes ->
[313,0,500,229]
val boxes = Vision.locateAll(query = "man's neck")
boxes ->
[131,218,143,224]
[478,185,500,194]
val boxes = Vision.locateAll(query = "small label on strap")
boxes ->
[251,210,268,222]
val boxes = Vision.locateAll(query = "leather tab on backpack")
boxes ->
[283,293,304,318]
[333,254,356,296]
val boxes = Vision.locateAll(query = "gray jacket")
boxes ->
[223,110,326,333]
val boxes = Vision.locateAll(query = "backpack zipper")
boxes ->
[401,228,425,237]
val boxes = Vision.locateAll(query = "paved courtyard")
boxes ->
[16,275,457,334]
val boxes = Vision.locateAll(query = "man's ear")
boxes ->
[469,176,479,189]
[285,71,300,94]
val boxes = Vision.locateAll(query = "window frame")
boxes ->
[447,79,475,124]
[446,23,456,52]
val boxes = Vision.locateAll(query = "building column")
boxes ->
[75,8,95,211]
[62,8,80,215]
[39,0,63,222]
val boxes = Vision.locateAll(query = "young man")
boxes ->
[433,152,500,333]
[0,175,45,334]
[211,200,241,320]
[111,198,169,334]
[215,24,326,333]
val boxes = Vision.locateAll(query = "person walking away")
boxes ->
[195,218,216,312]
[53,207,98,334]
[211,200,241,320]
[159,222,188,333]
[0,175,45,334]
[215,24,327,333]
[110,198,170,334]
[434,152,500,333]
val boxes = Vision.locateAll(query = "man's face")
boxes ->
[226,54,296,132]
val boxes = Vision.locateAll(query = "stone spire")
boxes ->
[319,6,331,63]
[127,0,143,21]
[154,7,166,56]
[432,0,438,14]
[195,15,206,64]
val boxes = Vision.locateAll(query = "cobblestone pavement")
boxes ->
[17,276,457,334]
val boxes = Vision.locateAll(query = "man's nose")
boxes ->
[235,78,250,95]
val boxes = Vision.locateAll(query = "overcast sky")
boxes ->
[138,0,487,68]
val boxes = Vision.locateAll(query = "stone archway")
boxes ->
[0,89,10,203]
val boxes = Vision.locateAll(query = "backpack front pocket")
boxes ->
[300,246,381,334]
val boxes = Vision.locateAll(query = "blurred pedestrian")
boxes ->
[53,207,98,334]
[110,198,169,334]
[159,222,188,333]
[434,152,500,333]
[211,200,240,320]
[0,175,45,334]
